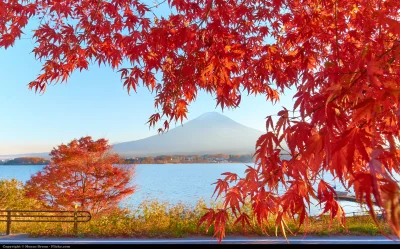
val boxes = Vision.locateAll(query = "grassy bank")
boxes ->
[0,199,392,238]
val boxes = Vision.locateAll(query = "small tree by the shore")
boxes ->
[25,136,135,214]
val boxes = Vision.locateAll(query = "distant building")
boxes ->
[216,158,228,163]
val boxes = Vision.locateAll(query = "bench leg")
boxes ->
[6,210,11,235]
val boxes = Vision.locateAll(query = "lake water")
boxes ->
[0,163,377,215]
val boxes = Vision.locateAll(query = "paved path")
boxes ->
[0,234,399,244]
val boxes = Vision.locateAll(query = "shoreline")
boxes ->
[0,162,254,166]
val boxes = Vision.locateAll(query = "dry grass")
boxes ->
[0,199,392,238]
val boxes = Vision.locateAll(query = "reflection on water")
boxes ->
[1,163,396,216]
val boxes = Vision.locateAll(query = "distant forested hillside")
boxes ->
[2,157,50,165]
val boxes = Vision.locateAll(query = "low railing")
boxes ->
[334,194,378,205]
[311,210,385,221]
[0,210,91,235]
[347,210,385,220]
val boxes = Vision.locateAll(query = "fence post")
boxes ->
[73,206,78,236]
[6,210,11,235]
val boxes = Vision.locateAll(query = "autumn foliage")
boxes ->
[1,0,400,242]
[25,136,135,214]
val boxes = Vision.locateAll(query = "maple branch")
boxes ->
[83,0,104,38]
[195,0,213,30]
[146,0,166,19]
[148,0,167,9]
[306,41,400,117]
[334,0,339,67]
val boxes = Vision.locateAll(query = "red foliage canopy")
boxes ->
[1,0,400,241]
[25,136,135,214]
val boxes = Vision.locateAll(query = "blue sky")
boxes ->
[0,4,296,155]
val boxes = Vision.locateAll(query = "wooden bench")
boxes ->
[0,209,91,235]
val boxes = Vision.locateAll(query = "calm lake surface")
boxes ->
[0,163,378,215]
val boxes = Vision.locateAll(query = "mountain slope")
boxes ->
[112,112,264,157]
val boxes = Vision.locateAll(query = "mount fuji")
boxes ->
[112,112,264,157]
